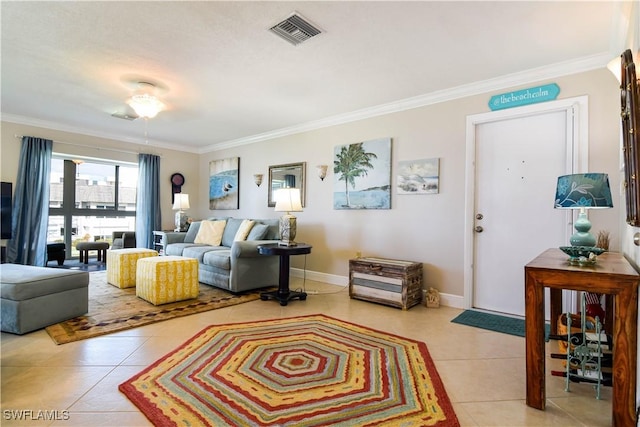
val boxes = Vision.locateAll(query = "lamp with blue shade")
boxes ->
[554,173,613,263]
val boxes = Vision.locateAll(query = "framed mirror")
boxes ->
[268,162,306,207]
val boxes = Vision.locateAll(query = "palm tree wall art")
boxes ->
[333,138,391,209]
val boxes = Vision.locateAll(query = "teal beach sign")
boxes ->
[489,83,560,111]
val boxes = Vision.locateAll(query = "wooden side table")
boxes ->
[257,243,312,306]
[525,248,639,426]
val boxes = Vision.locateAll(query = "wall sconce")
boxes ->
[254,174,264,187]
[317,165,328,181]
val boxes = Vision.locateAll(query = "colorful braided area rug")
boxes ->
[45,271,265,345]
[119,314,459,426]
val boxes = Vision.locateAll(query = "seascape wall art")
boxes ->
[209,157,239,210]
[397,158,440,194]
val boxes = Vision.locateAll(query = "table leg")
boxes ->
[611,286,638,426]
[260,254,307,306]
[525,270,545,410]
[278,254,291,295]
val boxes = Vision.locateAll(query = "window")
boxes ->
[48,157,137,259]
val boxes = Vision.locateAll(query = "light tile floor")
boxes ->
[1,277,614,426]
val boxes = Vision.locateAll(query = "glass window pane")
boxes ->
[50,156,137,259]
[49,158,64,208]
[47,215,64,243]
[75,162,115,209]
[118,165,138,211]
[72,215,135,256]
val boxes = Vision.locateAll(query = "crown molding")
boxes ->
[202,51,613,153]
[1,113,201,154]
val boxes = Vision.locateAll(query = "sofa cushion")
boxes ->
[194,220,226,246]
[182,246,224,263]
[234,220,255,241]
[164,243,209,256]
[203,250,231,270]
[221,218,244,247]
[247,223,269,240]
[1,265,89,301]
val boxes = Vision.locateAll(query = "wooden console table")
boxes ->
[525,248,639,426]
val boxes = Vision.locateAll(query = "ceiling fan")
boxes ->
[112,81,165,121]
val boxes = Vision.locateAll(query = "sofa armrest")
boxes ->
[162,232,188,246]
[231,240,279,259]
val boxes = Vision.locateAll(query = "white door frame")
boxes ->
[463,96,589,310]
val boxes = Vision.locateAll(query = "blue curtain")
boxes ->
[7,137,52,265]
[136,154,161,249]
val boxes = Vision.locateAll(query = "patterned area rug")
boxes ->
[119,314,459,426]
[45,271,265,345]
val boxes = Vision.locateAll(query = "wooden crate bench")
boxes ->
[349,257,423,310]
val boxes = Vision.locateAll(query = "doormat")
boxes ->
[45,271,268,344]
[451,310,550,340]
[119,314,460,426]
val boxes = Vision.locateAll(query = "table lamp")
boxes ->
[173,193,190,232]
[554,173,613,247]
[274,188,302,246]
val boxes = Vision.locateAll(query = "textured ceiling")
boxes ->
[0,1,625,153]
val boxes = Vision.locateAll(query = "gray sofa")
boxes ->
[162,218,280,293]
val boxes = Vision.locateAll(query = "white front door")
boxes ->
[465,98,587,316]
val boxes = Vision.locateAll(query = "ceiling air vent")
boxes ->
[269,13,321,46]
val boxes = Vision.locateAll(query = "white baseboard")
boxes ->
[438,292,464,309]
[291,268,464,308]
[291,268,348,286]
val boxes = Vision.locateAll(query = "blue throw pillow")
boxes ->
[184,222,201,243]
[221,218,244,247]
[247,223,269,240]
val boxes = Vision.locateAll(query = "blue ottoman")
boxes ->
[0,264,89,334]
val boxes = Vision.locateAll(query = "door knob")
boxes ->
[475,226,484,233]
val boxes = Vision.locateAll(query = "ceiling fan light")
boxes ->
[127,93,163,119]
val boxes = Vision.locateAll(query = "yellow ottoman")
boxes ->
[107,248,158,288]
[136,256,199,305]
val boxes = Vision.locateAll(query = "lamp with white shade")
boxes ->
[274,188,302,246]
[173,193,190,232]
